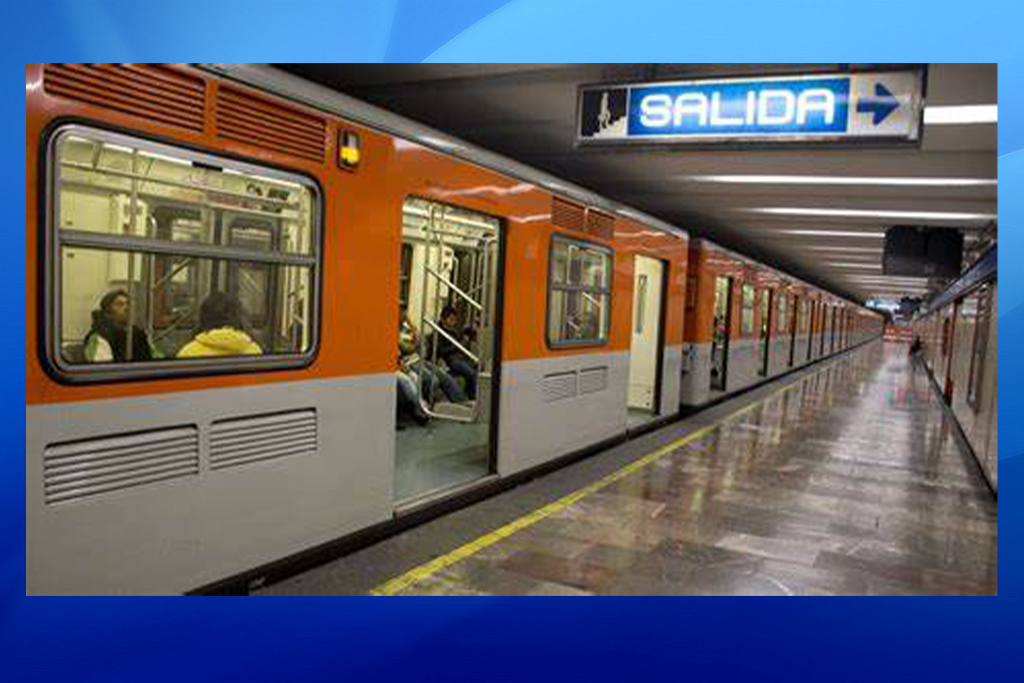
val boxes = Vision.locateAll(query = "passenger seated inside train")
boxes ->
[396,364,430,427]
[400,306,467,405]
[177,292,263,358]
[83,289,162,363]
[582,312,598,340]
[428,305,478,400]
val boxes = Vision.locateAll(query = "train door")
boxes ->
[931,313,943,371]
[827,309,835,356]
[394,197,502,505]
[819,305,829,356]
[943,301,960,403]
[627,255,667,427]
[967,283,994,410]
[710,276,732,392]
[807,301,816,361]
[787,295,798,367]
[758,289,771,376]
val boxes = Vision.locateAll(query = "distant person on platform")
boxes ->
[909,336,923,356]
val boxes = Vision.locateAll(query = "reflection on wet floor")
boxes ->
[395,342,997,595]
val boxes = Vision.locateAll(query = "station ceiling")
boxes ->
[278,63,997,303]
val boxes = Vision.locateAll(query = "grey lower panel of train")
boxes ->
[680,330,878,408]
[28,345,684,594]
[28,374,395,595]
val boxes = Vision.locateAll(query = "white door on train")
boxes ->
[627,255,666,427]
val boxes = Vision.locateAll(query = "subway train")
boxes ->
[912,247,998,492]
[26,63,883,594]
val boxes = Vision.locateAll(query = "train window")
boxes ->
[548,235,612,347]
[57,138,314,254]
[777,293,788,333]
[49,126,320,379]
[741,284,755,335]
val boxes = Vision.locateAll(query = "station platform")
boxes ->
[258,341,997,596]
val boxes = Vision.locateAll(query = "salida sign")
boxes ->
[578,69,925,145]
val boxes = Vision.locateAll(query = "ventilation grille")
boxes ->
[210,409,317,471]
[552,198,586,232]
[43,426,199,504]
[43,63,205,133]
[541,371,578,403]
[578,366,609,395]
[586,211,615,240]
[216,87,327,163]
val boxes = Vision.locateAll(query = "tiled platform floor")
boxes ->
[262,342,997,595]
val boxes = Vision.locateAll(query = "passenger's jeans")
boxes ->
[446,356,478,400]
[410,360,467,403]
[396,372,428,421]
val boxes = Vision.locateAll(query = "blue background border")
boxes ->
[9,1,1019,680]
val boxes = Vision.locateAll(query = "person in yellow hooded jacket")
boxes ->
[177,291,263,358]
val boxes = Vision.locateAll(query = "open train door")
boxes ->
[758,289,772,377]
[394,198,503,507]
[710,276,732,393]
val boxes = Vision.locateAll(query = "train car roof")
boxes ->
[691,238,870,310]
[199,64,875,314]
[197,63,687,241]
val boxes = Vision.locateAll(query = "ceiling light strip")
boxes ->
[752,208,996,221]
[923,104,997,125]
[683,174,995,187]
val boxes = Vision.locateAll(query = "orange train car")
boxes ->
[679,239,883,408]
[26,63,881,594]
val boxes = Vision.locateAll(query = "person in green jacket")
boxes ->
[177,291,263,358]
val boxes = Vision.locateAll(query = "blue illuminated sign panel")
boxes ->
[578,69,924,145]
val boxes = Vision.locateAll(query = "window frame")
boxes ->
[44,123,324,384]
[546,233,614,349]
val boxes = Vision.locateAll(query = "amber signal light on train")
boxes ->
[338,130,361,169]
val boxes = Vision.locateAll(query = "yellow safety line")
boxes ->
[371,350,849,596]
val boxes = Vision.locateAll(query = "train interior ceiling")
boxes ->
[24,63,996,595]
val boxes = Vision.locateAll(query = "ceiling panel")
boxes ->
[277,63,997,302]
